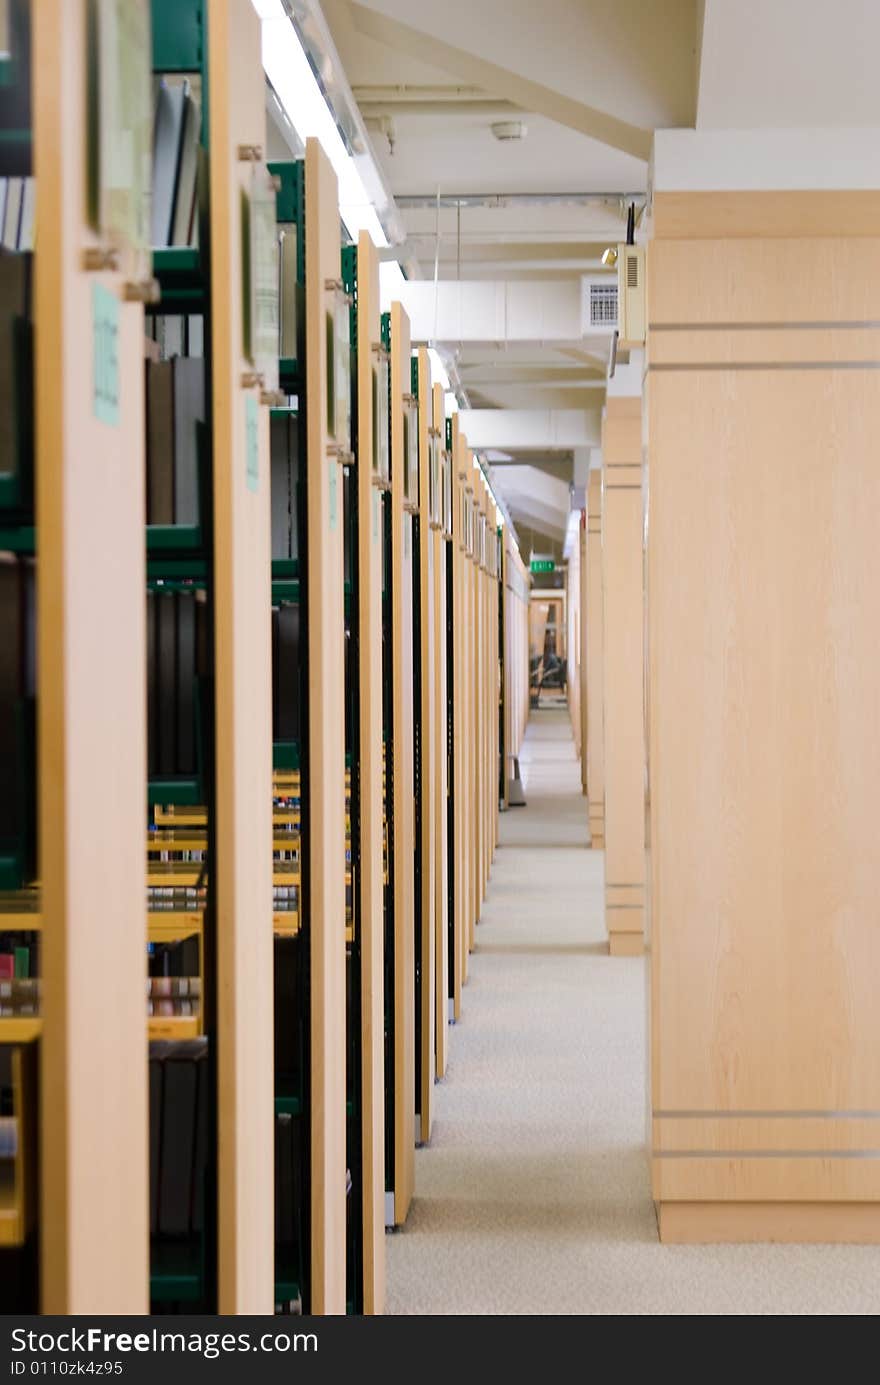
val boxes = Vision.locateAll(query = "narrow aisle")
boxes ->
[387,707,880,1315]
[386,707,654,1313]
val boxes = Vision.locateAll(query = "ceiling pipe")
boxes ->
[396,192,647,209]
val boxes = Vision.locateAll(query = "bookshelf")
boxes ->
[144,0,277,1314]
[0,0,37,1310]
[385,302,415,1228]
[268,144,350,1315]
[303,137,347,1315]
[4,0,524,1322]
[431,383,450,1080]
[350,231,385,1314]
[501,529,530,807]
[449,413,465,1016]
[266,158,306,1314]
[144,18,214,1284]
[34,0,150,1313]
[415,347,435,1145]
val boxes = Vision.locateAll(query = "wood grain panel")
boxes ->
[566,526,581,759]
[579,522,588,793]
[650,369,880,1116]
[416,347,435,1144]
[390,303,414,1223]
[659,1201,880,1243]
[452,420,470,1002]
[35,0,148,1312]
[655,1156,880,1203]
[649,328,880,368]
[432,384,449,1078]
[652,191,880,242]
[473,475,485,920]
[304,139,347,1309]
[602,398,645,953]
[649,238,880,327]
[654,1115,880,1153]
[450,415,464,1019]
[355,232,385,1313]
[209,0,275,1314]
[585,470,604,847]
[609,933,643,957]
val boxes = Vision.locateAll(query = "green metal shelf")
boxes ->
[274,1094,302,1116]
[271,559,298,580]
[273,742,300,772]
[148,778,202,807]
[152,247,205,306]
[150,1242,204,1304]
[0,526,35,555]
[272,579,300,604]
[147,524,203,553]
[152,0,204,72]
[0,852,25,893]
[278,358,300,396]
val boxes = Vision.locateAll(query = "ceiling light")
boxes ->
[491,121,527,142]
[259,9,387,246]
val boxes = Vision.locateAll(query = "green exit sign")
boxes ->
[530,559,555,574]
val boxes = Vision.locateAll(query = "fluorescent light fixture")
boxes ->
[259,9,387,246]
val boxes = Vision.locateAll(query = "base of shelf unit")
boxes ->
[608,933,643,957]
[0,1207,24,1246]
[148,912,203,941]
[657,1201,880,1244]
[148,779,203,807]
[0,1018,42,1043]
[147,1015,201,1041]
[0,912,42,931]
[153,808,207,827]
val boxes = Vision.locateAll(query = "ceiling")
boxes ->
[309,0,871,560]
[315,0,690,560]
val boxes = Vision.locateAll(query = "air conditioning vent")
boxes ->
[626,251,639,289]
[589,281,618,327]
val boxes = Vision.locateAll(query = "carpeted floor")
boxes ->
[385,707,880,1315]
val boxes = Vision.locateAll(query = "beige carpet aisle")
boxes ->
[386,708,880,1315]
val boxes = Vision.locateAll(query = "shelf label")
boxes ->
[328,459,338,530]
[245,393,259,492]
[92,282,119,426]
[245,163,280,395]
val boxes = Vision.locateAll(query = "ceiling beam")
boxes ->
[458,408,601,450]
[346,1,652,160]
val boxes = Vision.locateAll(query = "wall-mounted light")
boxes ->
[257,1,388,246]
